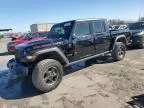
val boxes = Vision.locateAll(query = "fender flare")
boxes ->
[112,35,127,50]
[35,47,69,66]
[114,35,127,44]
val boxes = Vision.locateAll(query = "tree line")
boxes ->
[109,16,144,25]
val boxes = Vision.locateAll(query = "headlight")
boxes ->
[20,49,37,61]
[26,55,37,60]
[25,49,37,61]
[136,31,144,36]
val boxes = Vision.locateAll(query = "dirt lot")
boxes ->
[0,38,144,108]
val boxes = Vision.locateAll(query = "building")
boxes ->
[30,23,54,32]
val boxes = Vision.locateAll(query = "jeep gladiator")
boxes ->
[8,19,129,92]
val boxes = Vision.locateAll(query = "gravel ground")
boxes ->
[0,38,144,108]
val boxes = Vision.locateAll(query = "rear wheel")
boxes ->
[32,59,63,92]
[111,42,126,61]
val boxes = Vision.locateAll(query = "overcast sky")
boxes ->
[0,0,143,32]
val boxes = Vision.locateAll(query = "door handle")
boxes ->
[102,36,108,39]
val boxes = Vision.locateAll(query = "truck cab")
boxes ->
[65,19,111,61]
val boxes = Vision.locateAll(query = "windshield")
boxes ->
[48,21,74,39]
[21,32,49,40]
[129,22,144,30]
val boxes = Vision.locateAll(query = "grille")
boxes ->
[15,50,22,62]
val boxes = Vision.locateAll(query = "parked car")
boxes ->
[7,31,49,53]
[118,25,127,30]
[8,19,129,92]
[11,34,21,41]
[109,25,120,31]
[128,21,144,48]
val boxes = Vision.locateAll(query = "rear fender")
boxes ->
[111,35,127,50]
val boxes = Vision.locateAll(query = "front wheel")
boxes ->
[32,59,63,92]
[111,42,126,61]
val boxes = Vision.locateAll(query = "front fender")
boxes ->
[35,47,69,66]
[131,35,143,45]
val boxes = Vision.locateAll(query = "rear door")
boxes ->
[71,21,95,61]
[92,20,111,54]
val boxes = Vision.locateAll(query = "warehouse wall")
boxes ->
[30,23,54,32]
[30,24,38,32]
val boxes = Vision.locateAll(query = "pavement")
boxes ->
[0,38,144,108]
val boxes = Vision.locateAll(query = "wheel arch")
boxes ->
[35,47,69,66]
[110,35,127,50]
[116,35,127,45]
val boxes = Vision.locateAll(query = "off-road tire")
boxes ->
[32,59,63,92]
[111,42,126,61]
[7,58,15,68]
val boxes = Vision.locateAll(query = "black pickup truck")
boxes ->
[8,19,129,92]
[128,21,144,48]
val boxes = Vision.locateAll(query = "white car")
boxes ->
[118,25,127,30]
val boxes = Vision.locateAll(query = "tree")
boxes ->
[108,19,127,25]
[139,17,144,21]
[0,35,4,40]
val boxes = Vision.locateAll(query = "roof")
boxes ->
[31,23,55,26]
[129,21,144,24]
[53,18,107,25]
[76,18,106,21]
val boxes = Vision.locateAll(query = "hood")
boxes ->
[16,38,66,50]
[8,39,25,46]
[130,30,144,36]
[9,38,23,43]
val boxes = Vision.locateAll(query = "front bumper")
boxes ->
[7,59,29,76]
[131,36,144,46]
